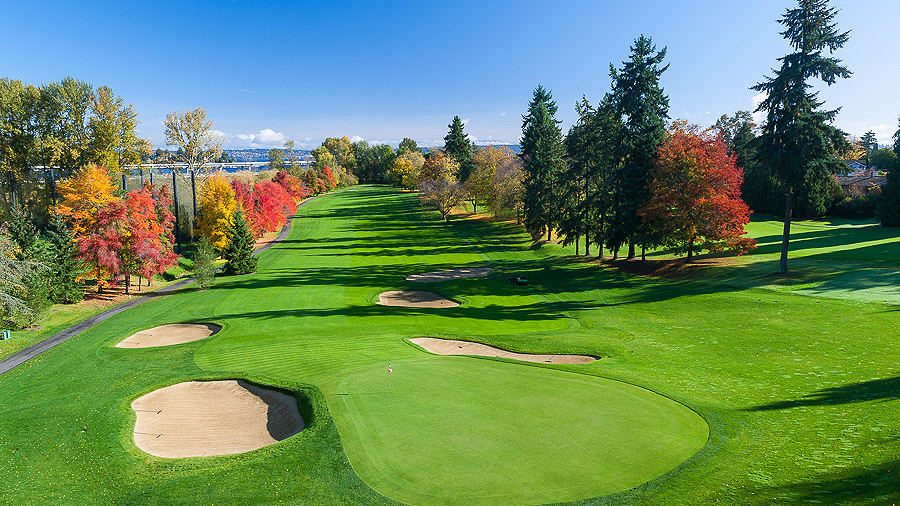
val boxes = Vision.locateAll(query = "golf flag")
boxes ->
[388,364,392,373]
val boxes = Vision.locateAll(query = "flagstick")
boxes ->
[389,363,392,394]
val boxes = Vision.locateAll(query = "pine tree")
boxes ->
[521,86,565,241]
[7,205,39,261]
[193,235,217,288]
[223,208,257,275]
[860,130,878,168]
[443,116,475,182]
[605,35,670,260]
[752,0,851,273]
[43,215,84,303]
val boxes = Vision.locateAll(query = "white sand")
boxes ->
[378,291,460,308]
[131,380,304,458]
[410,337,597,365]
[116,323,221,348]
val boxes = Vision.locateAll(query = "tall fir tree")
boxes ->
[521,86,565,241]
[605,35,670,259]
[559,97,597,255]
[43,215,84,303]
[443,116,475,182]
[860,130,878,168]
[752,0,851,273]
[223,208,258,275]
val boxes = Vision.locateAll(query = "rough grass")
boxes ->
[1,185,899,505]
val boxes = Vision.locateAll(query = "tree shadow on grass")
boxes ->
[756,460,900,504]
[745,375,900,411]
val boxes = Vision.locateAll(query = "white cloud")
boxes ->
[869,123,895,147]
[499,112,507,118]
[236,133,256,142]
[257,128,284,143]
[211,129,229,140]
[350,135,364,143]
[461,118,470,126]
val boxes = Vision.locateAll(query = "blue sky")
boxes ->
[3,0,898,149]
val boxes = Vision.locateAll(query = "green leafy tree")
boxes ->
[268,148,285,171]
[193,235,217,288]
[223,208,257,275]
[752,0,851,273]
[605,35,670,259]
[397,138,419,156]
[521,85,565,241]
[443,116,475,182]
[88,86,149,173]
[164,107,223,175]
[871,148,898,172]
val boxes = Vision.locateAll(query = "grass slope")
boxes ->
[1,185,899,505]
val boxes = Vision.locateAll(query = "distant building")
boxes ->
[835,169,888,197]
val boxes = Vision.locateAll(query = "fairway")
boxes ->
[2,185,899,505]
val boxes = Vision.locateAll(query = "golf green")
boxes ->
[333,356,707,506]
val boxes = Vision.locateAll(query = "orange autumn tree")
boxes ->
[196,172,237,251]
[640,121,756,262]
[55,165,120,236]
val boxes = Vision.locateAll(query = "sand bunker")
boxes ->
[116,323,221,348]
[406,267,492,283]
[410,337,597,364]
[131,380,304,458]
[378,291,460,308]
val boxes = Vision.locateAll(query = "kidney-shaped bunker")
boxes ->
[131,380,304,458]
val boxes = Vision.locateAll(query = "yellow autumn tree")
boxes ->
[196,172,237,251]
[55,164,121,236]
[389,158,415,189]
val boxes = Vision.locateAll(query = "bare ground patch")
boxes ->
[410,337,597,364]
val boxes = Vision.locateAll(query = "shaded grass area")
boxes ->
[1,185,898,505]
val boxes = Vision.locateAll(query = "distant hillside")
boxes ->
[225,148,312,162]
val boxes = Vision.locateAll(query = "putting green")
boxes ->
[333,357,708,506]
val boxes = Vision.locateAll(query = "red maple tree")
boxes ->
[121,185,178,294]
[77,200,126,291]
[640,122,756,262]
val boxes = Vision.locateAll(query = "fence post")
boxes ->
[50,168,57,206]
[172,170,181,254]
[150,169,154,186]
[191,169,198,223]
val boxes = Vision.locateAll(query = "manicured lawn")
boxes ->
[1,185,898,505]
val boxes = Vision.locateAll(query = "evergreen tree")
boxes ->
[605,35,670,259]
[752,0,851,273]
[877,169,900,226]
[193,235,217,288]
[521,86,565,241]
[443,116,475,182]
[860,130,877,168]
[559,97,596,255]
[7,205,39,261]
[223,208,257,275]
[43,215,84,303]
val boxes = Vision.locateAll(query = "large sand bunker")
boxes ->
[406,267,492,283]
[378,291,460,308]
[410,337,597,364]
[116,323,221,348]
[131,380,304,458]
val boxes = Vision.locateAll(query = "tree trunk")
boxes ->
[575,234,580,256]
[125,274,130,295]
[779,191,793,274]
[472,199,477,214]
[687,237,694,263]
[627,238,635,260]
[641,245,646,261]
[547,227,552,242]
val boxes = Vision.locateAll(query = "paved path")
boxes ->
[0,193,320,376]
